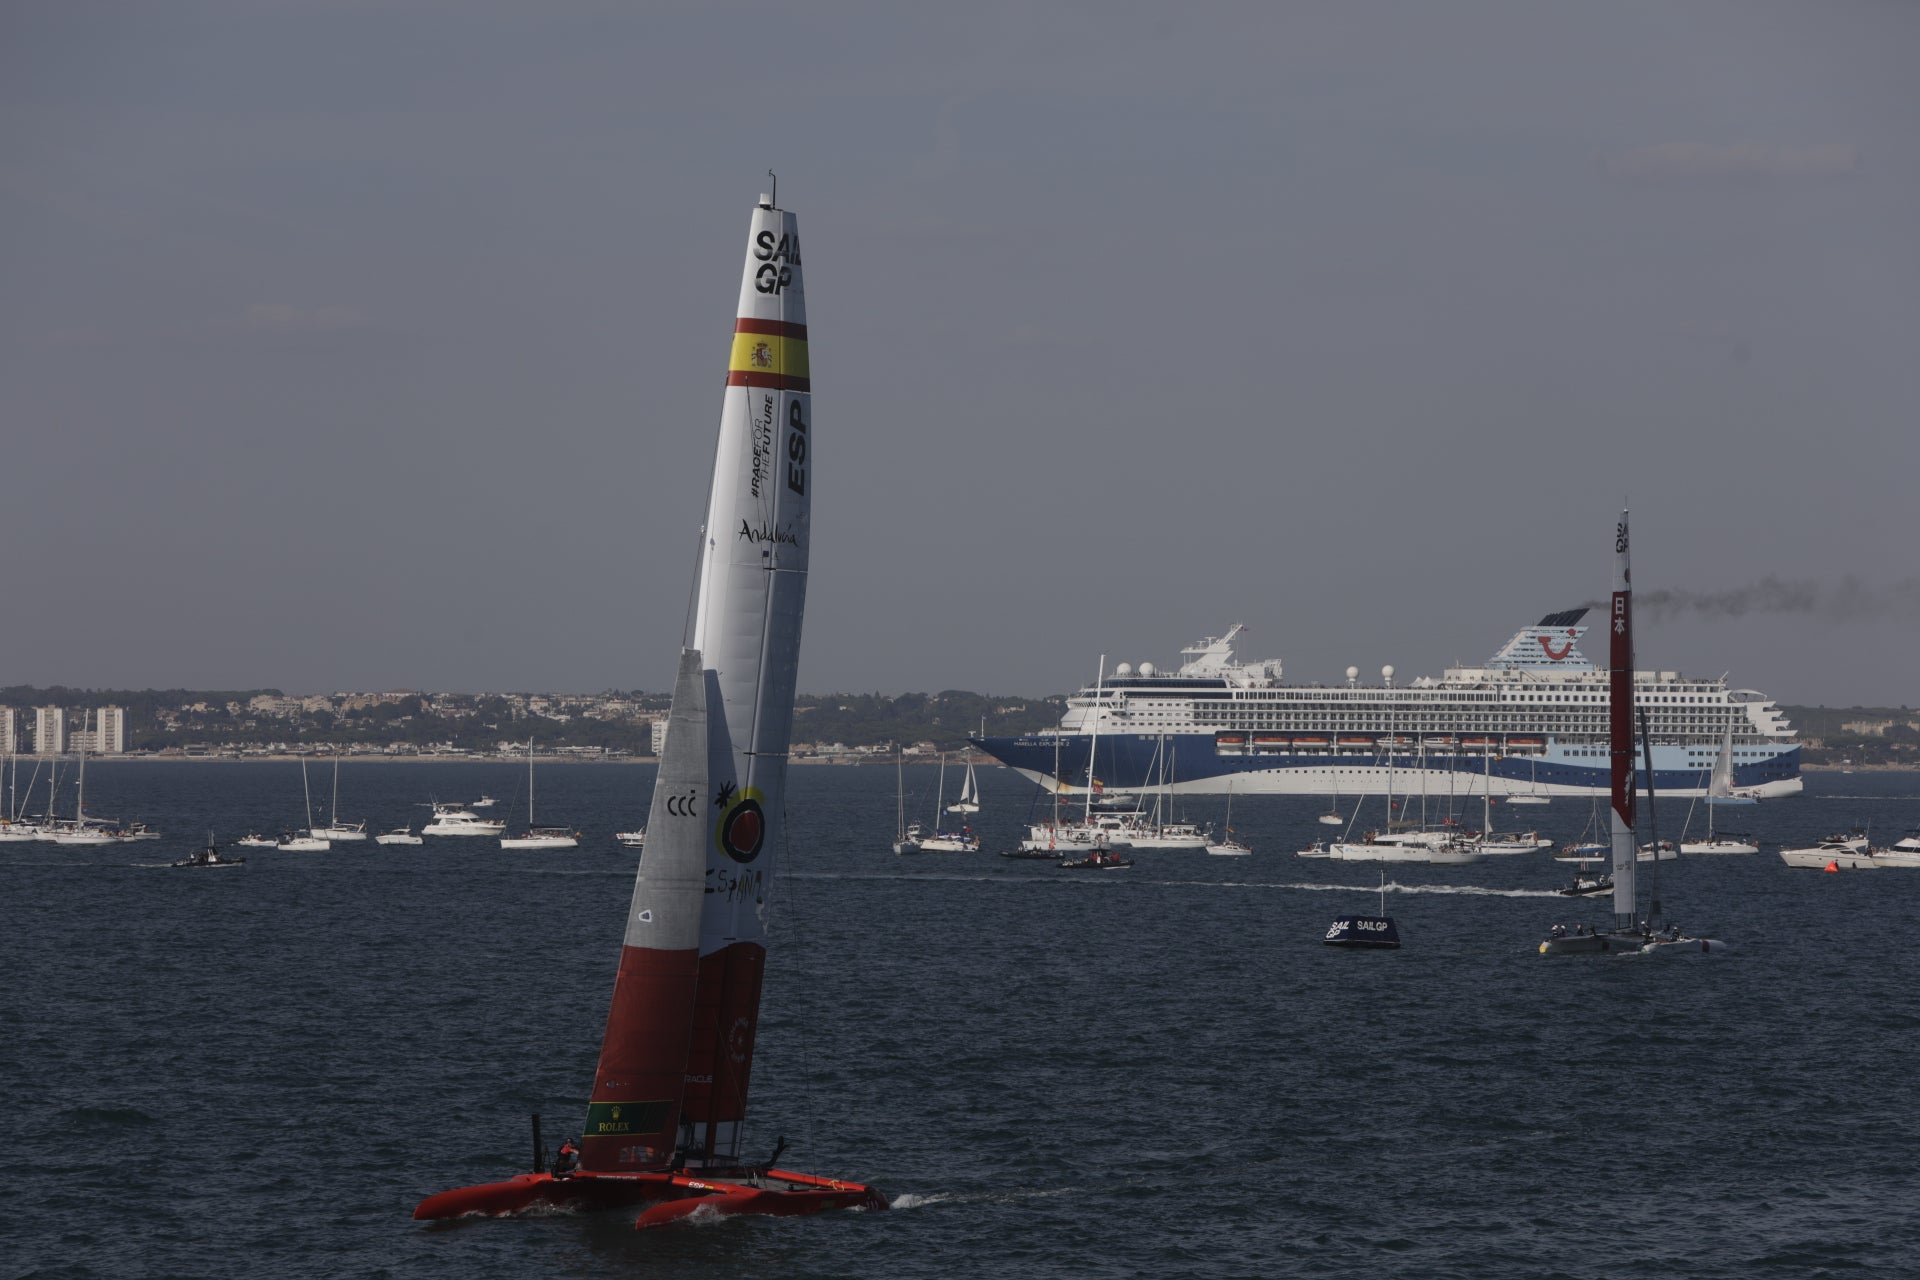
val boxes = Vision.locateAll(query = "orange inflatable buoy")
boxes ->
[1825,860,1840,873]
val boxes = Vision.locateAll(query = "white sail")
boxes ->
[1707,727,1735,800]
[680,192,811,1164]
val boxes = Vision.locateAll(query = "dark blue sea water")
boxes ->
[6,761,1920,1279]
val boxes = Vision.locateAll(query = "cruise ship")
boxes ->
[972,613,1802,800]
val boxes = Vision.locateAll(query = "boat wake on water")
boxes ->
[790,871,1561,898]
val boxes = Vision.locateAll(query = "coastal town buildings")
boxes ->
[33,706,64,755]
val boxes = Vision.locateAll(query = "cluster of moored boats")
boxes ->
[890,748,1254,868]
[1,748,648,856]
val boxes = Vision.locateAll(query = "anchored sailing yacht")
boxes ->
[309,756,368,841]
[413,191,884,1226]
[501,740,579,849]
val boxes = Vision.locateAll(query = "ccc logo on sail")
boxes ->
[663,787,699,817]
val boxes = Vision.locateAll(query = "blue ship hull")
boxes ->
[972,733,1802,799]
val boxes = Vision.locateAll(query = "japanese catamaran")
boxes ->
[415,191,886,1227]
[1540,512,1726,957]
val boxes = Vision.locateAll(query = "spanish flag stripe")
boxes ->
[725,371,811,391]
[728,332,810,381]
[734,318,808,340]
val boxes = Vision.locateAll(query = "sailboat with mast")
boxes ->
[1681,728,1759,853]
[915,753,980,851]
[51,714,115,845]
[414,189,884,1226]
[946,747,981,814]
[1540,511,1726,956]
[278,758,330,851]
[309,755,368,841]
[501,739,580,849]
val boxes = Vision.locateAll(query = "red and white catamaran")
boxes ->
[415,191,886,1227]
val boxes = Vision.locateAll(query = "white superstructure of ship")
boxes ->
[973,611,1801,800]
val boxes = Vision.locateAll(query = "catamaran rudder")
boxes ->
[414,192,885,1227]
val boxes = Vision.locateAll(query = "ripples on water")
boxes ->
[5,763,1919,1278]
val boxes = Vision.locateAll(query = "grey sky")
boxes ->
[5,1,1916,704]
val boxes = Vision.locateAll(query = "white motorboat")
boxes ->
[375,827,424,846]
[235,834,279,849]
[501,739,579,849]
[616,829,647,849]
[471,794,498,808]
[1780,840,1882,870]
[423,804,506,837]
[1296,840,1332,858]
[1635,840,1679,862]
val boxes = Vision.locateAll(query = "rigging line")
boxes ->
[768,785,820,1163]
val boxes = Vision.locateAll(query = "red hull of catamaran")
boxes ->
[412,1169,887,1227]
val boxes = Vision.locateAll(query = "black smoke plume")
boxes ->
[1581,577,1920,622]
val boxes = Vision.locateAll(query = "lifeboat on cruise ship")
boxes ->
[1336,736,1375,750]
[1250,734,1290,754]
[1377,735,1413,749]
[1423,736,1458,750]
[1461,736,1491,748]
[1507,737,1545,752]
[1293,736,1331,750]
[1215,733,1248,755]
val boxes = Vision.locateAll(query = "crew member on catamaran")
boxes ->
[553,1138,579,1177]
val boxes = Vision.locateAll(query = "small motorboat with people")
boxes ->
[1324,873,1401,949]
[172,838,244,869]
[1058,846,1133,870]
[470,794,498,808]
[235,833,278,849]
[376,827,424,846]
[616,829,647,849]
[998,846,1059,860]
[1557,869,1613,897]
[1295,840,1332,858]
[1876,831,1920,868]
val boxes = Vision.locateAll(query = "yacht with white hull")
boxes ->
[422,804,506,837]
[975,616,1801,800]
